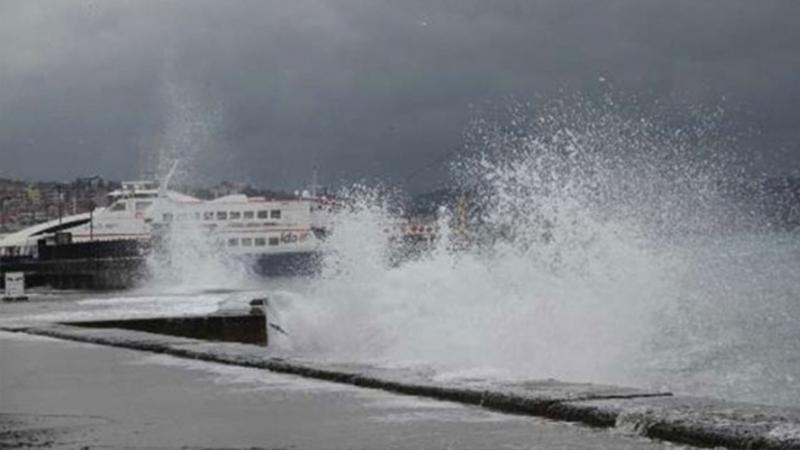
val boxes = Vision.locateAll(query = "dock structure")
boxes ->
[0,238,149,290]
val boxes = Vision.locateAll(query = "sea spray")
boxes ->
[143,212,258,293]
[281,97,754,386]
[137,78,258,292]
[116,89,800,406]
[127,87,800,405]
[141,69,225,184]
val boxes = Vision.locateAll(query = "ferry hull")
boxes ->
[250,251,322,277]
[1,239,323,290]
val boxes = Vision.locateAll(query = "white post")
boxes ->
[3,272,27,302]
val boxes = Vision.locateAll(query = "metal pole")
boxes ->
[88,183,95,242]
[57,185,63,226]
[0,197,6,233]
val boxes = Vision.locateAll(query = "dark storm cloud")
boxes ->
[0,0,798,190]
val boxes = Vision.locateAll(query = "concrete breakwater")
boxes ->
[3,322,800,449]
[65,314,268,346]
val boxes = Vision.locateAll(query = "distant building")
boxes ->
[0,177,116,232]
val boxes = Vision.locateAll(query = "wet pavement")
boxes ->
[0,330,683,449]
[0,289,231,328]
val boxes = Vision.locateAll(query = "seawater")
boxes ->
[640,231,800,406]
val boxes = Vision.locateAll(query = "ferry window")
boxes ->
[243,211,254,219]
[268,237,279,246]
[257,210,268,219]
[217,211,228,220]
[194,212,201,220]
[110,202,126,211]
[163,213,173,222]
[228,238,238,246]
[203,211,214,220]
[254,237,266,246]
[230,211,241,220]
[241,237,253,247]
[270,210,281,219]
[135,201,152,211]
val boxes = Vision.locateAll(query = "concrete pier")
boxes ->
[3,294,800,449]
[3,322,800,449]
[0,330,677,449]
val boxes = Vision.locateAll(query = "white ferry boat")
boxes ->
[0,178,333,275]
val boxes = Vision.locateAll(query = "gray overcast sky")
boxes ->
[0,0,798,191]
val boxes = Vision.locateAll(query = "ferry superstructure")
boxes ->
[147,190,328,257]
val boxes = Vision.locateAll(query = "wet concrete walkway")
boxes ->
[0,331,681,449]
